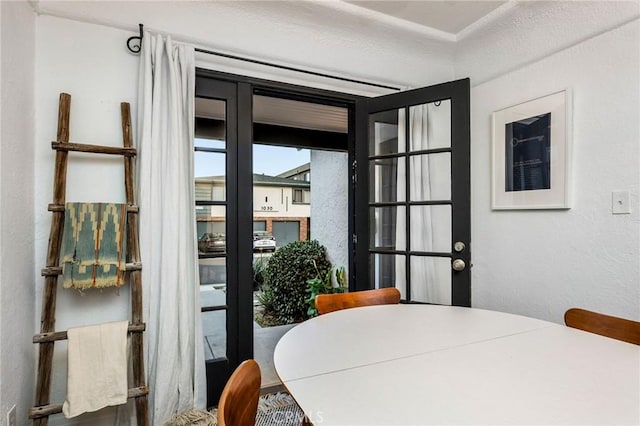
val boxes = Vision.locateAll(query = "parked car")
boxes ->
[198,233,226,253]
[253,231,276,252]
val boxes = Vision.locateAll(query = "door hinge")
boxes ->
[352,160,357,185]
[352,233,357,244]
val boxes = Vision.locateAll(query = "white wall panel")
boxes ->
[469,20,640,323]
[0,1,36,423]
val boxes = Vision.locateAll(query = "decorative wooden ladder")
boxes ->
[29,93,149,425]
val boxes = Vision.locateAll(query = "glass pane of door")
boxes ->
[409,205,451,253]
[195,153,226,202]
[408,153,451,201]
[370,253,405,295]
[369,109,405,155]
[201,307,227,360]
[409,100,451,150]
[369,157,405,203]
[410,256,451,304]
[369,206,406,251]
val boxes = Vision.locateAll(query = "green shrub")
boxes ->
[305,265,347,317]
[263,240,331,324]
[256,282,275,312]
[253,257,268,290]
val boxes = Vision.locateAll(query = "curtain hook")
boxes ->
[127,24,144,54]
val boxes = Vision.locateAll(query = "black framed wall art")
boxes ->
[491,90,572,210]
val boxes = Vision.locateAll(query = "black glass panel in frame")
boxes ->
[369,206,405,250]
[505,113,551,192]
[369,109,402,156]
[369,157,403,203]
[201,310,226,361]
[370,253,403,290]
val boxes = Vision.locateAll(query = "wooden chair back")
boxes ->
[564,308,640,345]
[217,359,261,426]
[315,288,401,315]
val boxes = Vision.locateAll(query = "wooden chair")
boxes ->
[315,287,401,315]
[564,308,640,345]
[217,359,261,426]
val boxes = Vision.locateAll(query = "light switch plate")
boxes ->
[612,190,631,214]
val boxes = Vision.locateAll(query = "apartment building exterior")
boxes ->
[196,171,311,247]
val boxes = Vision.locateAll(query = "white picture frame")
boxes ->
[491,89,572,210]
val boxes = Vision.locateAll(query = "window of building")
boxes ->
[292,189,310,204]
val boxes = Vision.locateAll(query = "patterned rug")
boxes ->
[164,392,305,426]
[255,392,306,425]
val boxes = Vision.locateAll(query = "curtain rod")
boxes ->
[127,23,401,92]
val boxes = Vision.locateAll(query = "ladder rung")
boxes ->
[126,262,143,271]
[47,204,65,212]
[52,141,137,157]
[40,267,61,276]
[33,323,146,343]
[29,386,149,419]
[41,262,142,276]
[48,203,139,213]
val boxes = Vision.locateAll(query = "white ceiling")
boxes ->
[345,1,508,35]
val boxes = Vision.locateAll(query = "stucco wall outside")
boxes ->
[0,0,36,423]
[310,150,349,284]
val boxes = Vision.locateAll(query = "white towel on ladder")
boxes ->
[62,320,129,418]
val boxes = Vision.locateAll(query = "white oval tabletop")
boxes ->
[274,304,640,425]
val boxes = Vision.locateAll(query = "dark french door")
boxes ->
[194,77,254,407]
[194,71,358,406]
[194,71,470,406]
[354,79,471,306]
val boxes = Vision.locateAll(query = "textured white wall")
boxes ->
[310,151,349,284]
[468,19,640,323]
[455,1,640,85]
[34,16,138,426]
[0,0,36,423]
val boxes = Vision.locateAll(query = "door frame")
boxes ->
[195,70,471,406]
[196,68,364,405]
[354,78,471,306]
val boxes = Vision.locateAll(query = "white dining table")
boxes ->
[274,304,640,425]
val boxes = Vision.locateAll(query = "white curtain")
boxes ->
[136,31,206,424]
[395,105,450,304]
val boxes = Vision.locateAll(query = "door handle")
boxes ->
[452,259,466,272]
